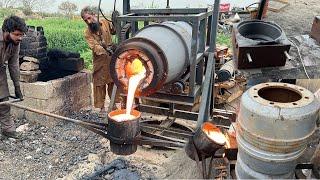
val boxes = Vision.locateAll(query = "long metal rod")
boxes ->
[257,0,267,20]
[4,102,104,130]
[208,0,220,52]
[0,99,22,105]
[196,0,220,128]
[196,53,214,128]
[123,0,130,14]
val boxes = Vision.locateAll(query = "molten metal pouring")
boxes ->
[112,58,146,122]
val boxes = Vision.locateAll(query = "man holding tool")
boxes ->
[81,6,121,114]
[0,16,27,139]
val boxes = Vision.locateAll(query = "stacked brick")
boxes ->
[20,26,48,70]
[19,56,41,83]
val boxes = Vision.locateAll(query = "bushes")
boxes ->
[26,18,93,70]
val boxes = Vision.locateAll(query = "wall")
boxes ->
[7,70,92,126]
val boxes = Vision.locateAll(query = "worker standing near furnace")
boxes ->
[81,6,120,114]
[0,16,27,139]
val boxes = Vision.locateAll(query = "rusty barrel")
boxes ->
[236,82,320,179]
[107,109,141,155]
[185,122,226,161]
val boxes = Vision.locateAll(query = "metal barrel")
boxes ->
[216,60,235,82]
[111,21,192,96]
[236,82,320,179]
[107,109,141,155]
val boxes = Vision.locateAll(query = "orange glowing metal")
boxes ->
[125,58,144,77]
[202,122,226,145]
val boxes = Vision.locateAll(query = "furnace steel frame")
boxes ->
[110,0,221,127]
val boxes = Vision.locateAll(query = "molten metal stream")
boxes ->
[112,59,146,122]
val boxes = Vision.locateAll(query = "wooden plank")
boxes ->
[268,0,289,12]
[311,16,320,43]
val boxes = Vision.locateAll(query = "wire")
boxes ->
[97,0,116,23]
[288,38,311,79]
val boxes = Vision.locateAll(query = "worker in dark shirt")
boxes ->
[0,16,27,139]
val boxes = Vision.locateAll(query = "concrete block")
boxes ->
[68,72,90,89]
[51,76,71,96]
[81,70,93,84]
[20,62,39,71]
[47,96,66,112]
[23,81,54,100]
[311,16,320,43]
[18,97,48,111]
[20,70,41,83]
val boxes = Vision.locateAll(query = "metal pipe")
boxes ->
[284,51,291,61]
[257,0,267,20]
[196,53,214,128]
[4,102,104,130]
[0,98,21,105]
[208,0,221,53]
[166,0,170,8]
[246,53,253,63]
[123,0,130,15]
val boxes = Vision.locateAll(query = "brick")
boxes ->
[23,81,54,100]
[311,16,320,43]
[18,97,48,111]
[23,56,40,64]
[20,70,41,83]
[20,62,40,71]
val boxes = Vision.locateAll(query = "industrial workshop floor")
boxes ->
[1,0,320,179]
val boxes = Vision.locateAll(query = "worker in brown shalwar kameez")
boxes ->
[81,6,120,114]
[0,16,27,139]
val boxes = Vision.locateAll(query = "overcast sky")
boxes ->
[52,0,259,13]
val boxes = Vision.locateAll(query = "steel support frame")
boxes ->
[116,1,220,124]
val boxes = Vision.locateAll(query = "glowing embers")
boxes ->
[114,49,154,93]
[202,122,226,145]
[185,122,226,161]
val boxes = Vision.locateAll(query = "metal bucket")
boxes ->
[236,82,320,179]
[107,109,141,155]
[237,20,282,44]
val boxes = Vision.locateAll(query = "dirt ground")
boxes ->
[266,0,320,37]
[1,1,320,179]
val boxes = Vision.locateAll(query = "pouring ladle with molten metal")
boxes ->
[1,97,187,155]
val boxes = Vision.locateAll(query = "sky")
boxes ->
[52,0,259,13]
